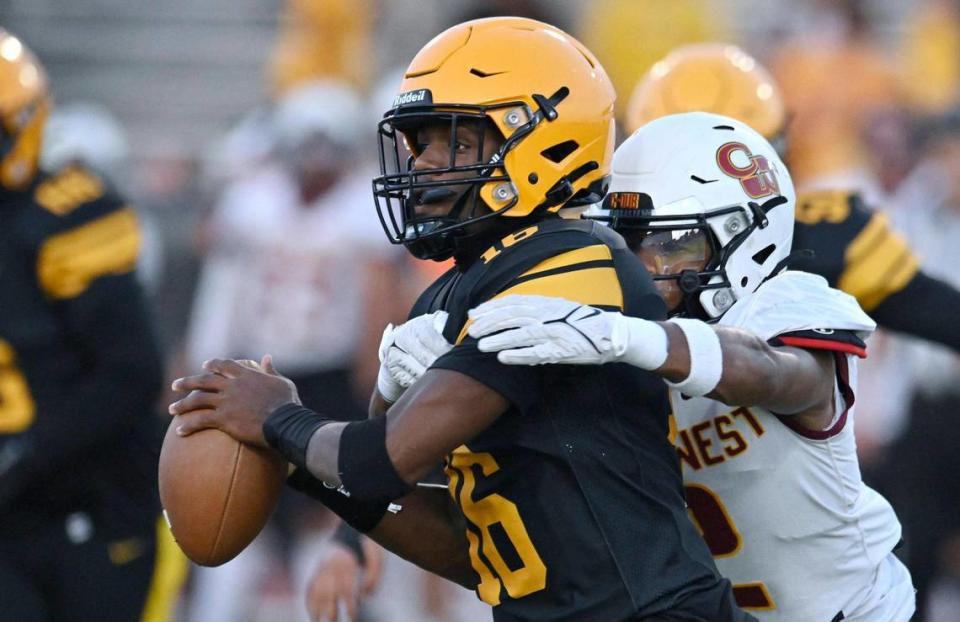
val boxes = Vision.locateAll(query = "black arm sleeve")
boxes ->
[870,270,960,354]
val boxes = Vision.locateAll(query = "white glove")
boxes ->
[467,294,668,369]
[377,311,452,402]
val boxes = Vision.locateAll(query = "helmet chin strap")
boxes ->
[403,185,495,261]
[403,185,470,235]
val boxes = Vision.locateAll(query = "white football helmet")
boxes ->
[272,79,364,152]
[587,112,795,318]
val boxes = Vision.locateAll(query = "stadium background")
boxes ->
[2,0,960,620]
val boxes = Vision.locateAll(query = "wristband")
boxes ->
[286,468,396,533]
[332,522,365,566]
[263,403,333,471]
[611,315,669,370]
[665,318,723,396]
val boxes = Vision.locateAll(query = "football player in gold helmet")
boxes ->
[171,17,751,621]
[0,30,49,190]
[627,43,786,147]
[627,42,960,355]
[0,30,183,621]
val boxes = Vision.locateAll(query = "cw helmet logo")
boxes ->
[715,141,780,199]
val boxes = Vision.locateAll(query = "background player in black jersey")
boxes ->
[170,17,752,622]
[625,42,960,352]
[0,30,185,622]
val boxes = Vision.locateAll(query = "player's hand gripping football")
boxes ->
[468,294,668,369]
[168,355,300,447]
[377,310,452,401]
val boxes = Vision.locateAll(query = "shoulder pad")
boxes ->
[32,170,141,300]
[720,271,876,340]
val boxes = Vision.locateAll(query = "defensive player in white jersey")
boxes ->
[380,112,915,621]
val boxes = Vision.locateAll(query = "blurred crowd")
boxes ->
[5,0,960,620]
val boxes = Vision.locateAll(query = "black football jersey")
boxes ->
[0,166,163,533]
[411,218,732,621]
[792,189,919,312]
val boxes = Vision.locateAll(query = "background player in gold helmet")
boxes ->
[625,42,960,355]
[170,17,751,621]
[0,30,49,190]
[0,29,184,622]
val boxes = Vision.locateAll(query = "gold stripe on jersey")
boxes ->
[140,517,189,622]
[35,167,105,216]
[37,208,141,299]
[838,213,920,311]
[498,265,623,307]
[455,245,623,344]
[0,339,35,433]
[517,244,614,279]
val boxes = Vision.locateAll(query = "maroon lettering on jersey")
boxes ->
[715,141,780,199]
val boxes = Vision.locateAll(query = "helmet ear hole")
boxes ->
[741,276,749,288]
[752,244,776,265]
[541,140,579,163]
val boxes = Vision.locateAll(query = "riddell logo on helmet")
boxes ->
[393,89,433,108]
[715,142,780,199]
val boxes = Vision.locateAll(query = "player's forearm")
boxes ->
[301,396,444,490]
[301,421,348,485]
[277,370,505,506]
[367,486,476,588]
[289,466,475,587]
[657,322,829,412]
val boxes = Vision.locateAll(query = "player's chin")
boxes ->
[655,282,682,311]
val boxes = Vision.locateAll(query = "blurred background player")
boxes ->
[181,79,408,622]
[0,29,184,622]
[40,101,165,293]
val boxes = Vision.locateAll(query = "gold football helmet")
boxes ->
[626,43,785,142]
[0,29,49,190]
[373,17,616,260]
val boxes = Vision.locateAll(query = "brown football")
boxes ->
[158,417,287,566]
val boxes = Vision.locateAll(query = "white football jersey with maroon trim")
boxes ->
[671,271,913,621]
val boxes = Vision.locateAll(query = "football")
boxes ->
[158,416,287,566]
